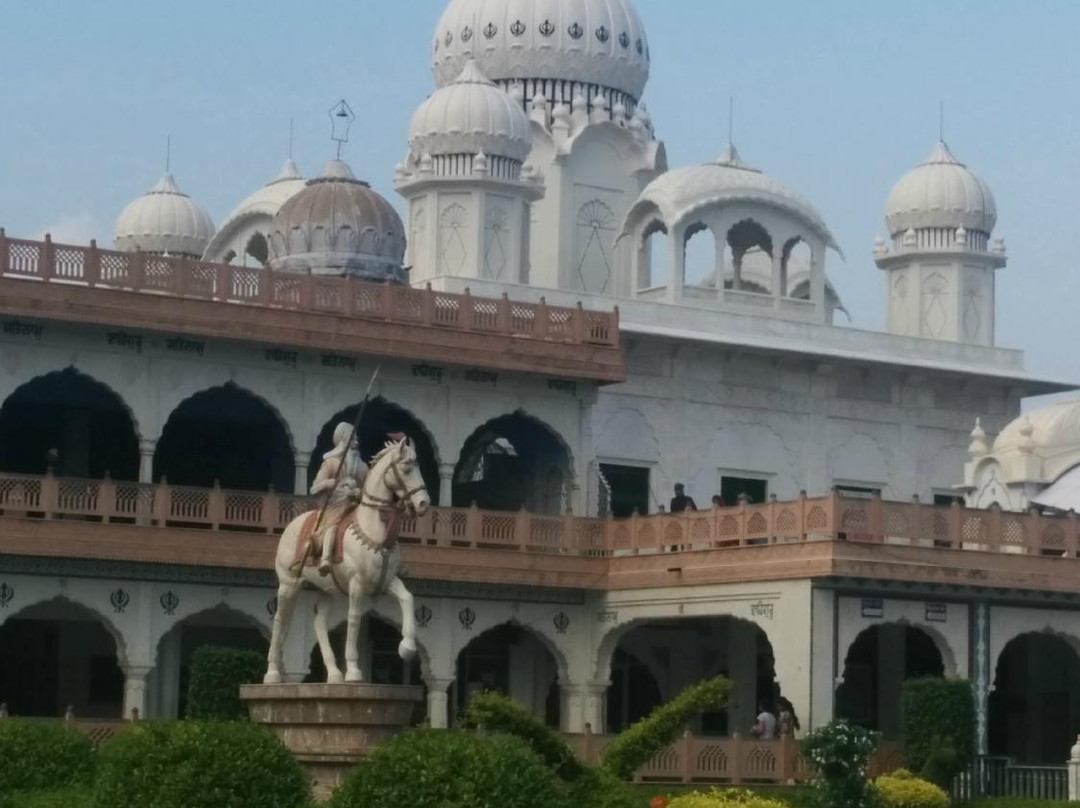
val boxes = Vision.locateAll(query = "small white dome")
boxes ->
[885,141,997,236]
[114,173,215,257]
[627,145,841,253]
[410,61,531,162]
[433,0,650,102]
[268,159,406,281]
[202,159,307,262]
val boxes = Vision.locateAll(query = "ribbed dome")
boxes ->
[114,173,215,258]
[410,61,531,162]
[885,141,997,236]
[993,402,1080,458]
[268,159,406,280]
[628,145,841,253]
[433,0,650,102]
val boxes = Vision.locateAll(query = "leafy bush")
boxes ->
[329,729,568,808]
[901,678,975,788]
[666,788,793,808]
[461,691,587,781]
[800,719,880,808]
[602,676,732,780]
[186,646,265,719]
[0,785,94,808]
[873,770,948,808]
[94,720,308,808]
[572,765,642,808]
[961,800,1080,808]
[0,720,95,794]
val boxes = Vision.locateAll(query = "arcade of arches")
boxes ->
[835,623,945,740]
[0,370,139,480]
[313,398,440,505]
[453,413,571,514]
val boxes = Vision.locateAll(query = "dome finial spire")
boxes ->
[164,134,171,174]
[329,100,355,160]
[728,95,735,150]
[939,99,945,143]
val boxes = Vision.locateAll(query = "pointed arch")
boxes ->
[154,382,294,492]
[0,368,140,479]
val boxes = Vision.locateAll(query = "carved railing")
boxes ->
[0,231,619,347]
[1,471,1078,559]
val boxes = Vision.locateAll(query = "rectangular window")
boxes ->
[720,476,768,506]
[835,484,882,499]
[933,493,961,506]
[600,464,650,518]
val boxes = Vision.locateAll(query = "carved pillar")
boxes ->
[771,249,784,302]
[138,439,157,484]
[294,450,312,496]
[973,600,991,754]
[583,681,608,734]
[425,678,453,729]
[439,463,455,508]
[123,665,153,721]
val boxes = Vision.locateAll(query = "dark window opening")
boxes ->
[720,476,768,506]
[836,484,881,499]
[600,463,649,517]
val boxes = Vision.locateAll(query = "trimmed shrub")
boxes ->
[185,646,265,719]
[329,729,568,808]
[0,719,95,794]
[602,676,733,780]
[901,677,975,788]
[461,691,587,781]
[873,770,948,808]
[93,720,308,808]
[667,788,793,808]
[1,785,94,808]
[572,766,642,808]
[800,719,880,808]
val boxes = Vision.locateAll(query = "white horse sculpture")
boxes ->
[264,436,430,685]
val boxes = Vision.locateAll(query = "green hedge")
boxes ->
[901,677,975,787]
[186,646,265,720]
[94,720,308,808]
[874,770,949,808]
[0,786,94,808]
[602,676,732,780]
[0,720,95,794]
[329,729,568,808]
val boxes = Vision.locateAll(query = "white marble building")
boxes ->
[2,0,1079,771]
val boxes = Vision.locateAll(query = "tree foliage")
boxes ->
[900,677,975,787]
[0,720,95,794]
[186,646,265,720]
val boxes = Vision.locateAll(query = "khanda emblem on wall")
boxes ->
[553,612,571,635]
[110,588,130,614]
[416,604,433,629]
[0,583,13,609]
[459,607,477,631]
[160,591,180,616]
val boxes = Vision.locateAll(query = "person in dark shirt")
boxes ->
[670,483,697,513]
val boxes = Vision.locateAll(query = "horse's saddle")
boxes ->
[294,509,354,569]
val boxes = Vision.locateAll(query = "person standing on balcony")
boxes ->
[310,423,365,576]
[670,483,698,513]
[777,697,800,738]
[752,703,777,739]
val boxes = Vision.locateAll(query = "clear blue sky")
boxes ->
[2,0,1079,382]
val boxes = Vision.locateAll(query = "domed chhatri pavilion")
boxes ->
[2,0,1080,778]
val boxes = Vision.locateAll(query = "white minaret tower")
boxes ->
[397,61,543,284]
[875,141,1006,346]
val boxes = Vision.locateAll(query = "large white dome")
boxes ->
[432,0,650,103]
[114,173,215,258]
[885,141,997,236]
[410,61,531,162]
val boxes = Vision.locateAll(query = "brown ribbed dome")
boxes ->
[268,159,406,280]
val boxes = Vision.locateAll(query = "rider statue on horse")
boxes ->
[309,422,365,576]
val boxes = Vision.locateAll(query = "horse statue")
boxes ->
[264,435,430,684]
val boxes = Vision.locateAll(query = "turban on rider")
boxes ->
[324,422,356,460]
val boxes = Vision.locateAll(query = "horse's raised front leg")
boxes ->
[265,578,302,685]
[386,576,417,661]
[345,574,367,683]
[314,590,343,684]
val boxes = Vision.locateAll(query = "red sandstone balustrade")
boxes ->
[1,472,1079,561]
[0,231,619,348]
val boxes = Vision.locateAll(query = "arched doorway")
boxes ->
[305,616,426,725]
[154,385,293,492]
[835,624,945,738]
[152,605,268,719]
[455,624,561,728]
[454,413,571,514]
[604,617,778,735]
[0,598,124,718]
[988,632,1080,763]
[0,370,139,479]
[313,398,439,505]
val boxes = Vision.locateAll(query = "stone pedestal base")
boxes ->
[240,683,424,801]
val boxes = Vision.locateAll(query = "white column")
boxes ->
[123,665,153,721]
[425,678,453,729]
[771,249,784,302]
[583,681,608,733]
[667,230,684,302]
[810,588,837,731]
[438,463,455,508]
[810,245,826,320]
[138,439,157,484]
[294,450,312,496]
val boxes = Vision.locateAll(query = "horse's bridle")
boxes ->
[360,448,426,513]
